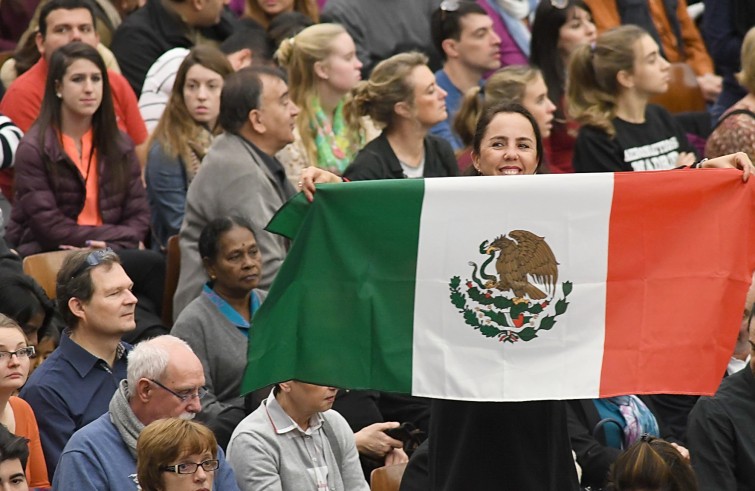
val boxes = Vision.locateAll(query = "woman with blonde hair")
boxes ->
[275,23,370,182]
[145,45,234,250]
[706,26,755,163]
[244,0,318,29]
[568,25,698,173]
[342,52,458,181]
[453,65,555,171]
[136,418,219,491]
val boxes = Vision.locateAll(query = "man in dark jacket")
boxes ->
[110,0,236,95]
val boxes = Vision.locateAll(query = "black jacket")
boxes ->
[343,132,458,181]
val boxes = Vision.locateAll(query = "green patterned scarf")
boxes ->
[311,98,360,174]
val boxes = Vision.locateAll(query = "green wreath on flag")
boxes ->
[449,276,572,344]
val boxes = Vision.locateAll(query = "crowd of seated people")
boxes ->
[0,1,752,490]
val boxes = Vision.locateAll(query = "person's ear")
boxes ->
[249,108,266,134]
[135,378,153,403]
[68,297,86,322]
[616,69,634,90]
[227,48,252,71]
[278,380,293,393]
[441,38,459,59]
[202,257,216,281]
[471,152,482,174]
[313,60,329,80]
[35,31,45,58]
[394,100,413,120]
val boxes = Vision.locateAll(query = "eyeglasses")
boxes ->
[162,459,219,475]
[0,347,36,362]
[69,247,114,280]
[149,379,208,402]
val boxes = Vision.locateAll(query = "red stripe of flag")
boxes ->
[601,169,755,397]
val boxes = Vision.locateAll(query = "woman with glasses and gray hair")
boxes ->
[137,418,219,491]
[0,314,49,488]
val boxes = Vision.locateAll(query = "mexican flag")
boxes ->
[241,170,755,402]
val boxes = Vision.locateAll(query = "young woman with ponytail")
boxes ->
[453,65,555,172]
[568,25,697,173]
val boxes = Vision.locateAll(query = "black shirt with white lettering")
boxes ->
[572,104,695,173]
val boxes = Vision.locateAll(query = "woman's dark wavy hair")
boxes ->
[0,272,54,341]
[36,41,127,192]
[469,102,544,174]
[530,0,589,119]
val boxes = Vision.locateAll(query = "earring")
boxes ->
[55,92,62,98]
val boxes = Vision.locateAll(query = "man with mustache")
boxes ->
[52,335,240,490]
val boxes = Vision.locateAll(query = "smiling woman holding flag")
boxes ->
[291,102,755,490]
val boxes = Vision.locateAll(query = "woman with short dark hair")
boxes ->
[172,216,267,449]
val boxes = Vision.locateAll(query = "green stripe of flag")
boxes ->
[242,179,426,394]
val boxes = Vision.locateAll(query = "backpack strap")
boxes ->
[712,108,755,132]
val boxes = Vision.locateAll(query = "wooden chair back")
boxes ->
[22,250,73,299]
[649,63,707,114]
[162,235,181,327]
[370,463,407,491]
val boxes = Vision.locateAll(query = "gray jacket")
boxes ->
[171,288,267,447]
[227,395,369,491]
[173,132,294,318]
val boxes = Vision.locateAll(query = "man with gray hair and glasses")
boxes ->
[20,248,135,478]
[53,335,240,490]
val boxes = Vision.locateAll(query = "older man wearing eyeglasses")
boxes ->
[52,335,240,491]
[19,248,135,479]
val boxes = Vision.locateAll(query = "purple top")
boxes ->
[477,0,529,67]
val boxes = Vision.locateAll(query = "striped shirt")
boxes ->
[0,114,22,169]
[138,48,189,133]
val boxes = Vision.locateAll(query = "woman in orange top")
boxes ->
[0,313,48,488]
[6,41,149,257]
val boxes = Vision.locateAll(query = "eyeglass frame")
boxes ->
[148,378,208,403]
[0,346,36,362]
[162,459,220,475]
[69,247,116,280]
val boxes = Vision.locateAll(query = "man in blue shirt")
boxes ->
[429,2,501,151]
[20,248,136,478]
[53,335,240,490]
